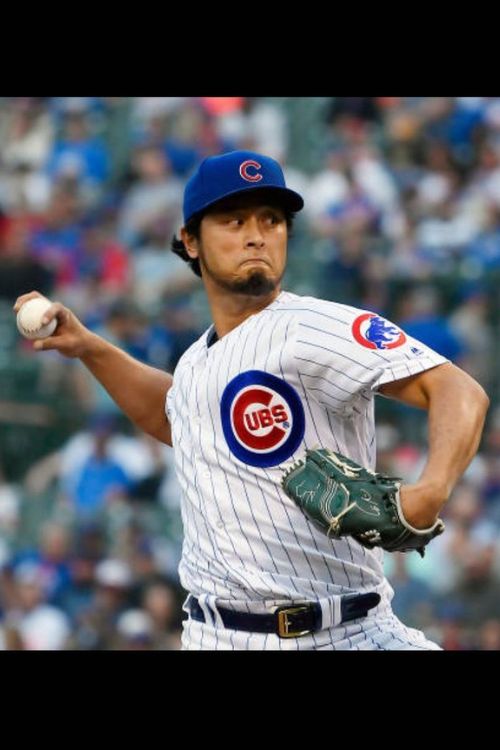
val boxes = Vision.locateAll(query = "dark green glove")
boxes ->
[281,448,445,557]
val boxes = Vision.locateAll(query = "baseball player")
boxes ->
[14,150,489,650]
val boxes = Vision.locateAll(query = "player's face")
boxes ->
[184,194,288,297]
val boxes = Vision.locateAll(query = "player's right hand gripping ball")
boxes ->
[16,297,57,340]
[281,448,445,557]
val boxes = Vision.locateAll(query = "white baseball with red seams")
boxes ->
[16,298,57,340]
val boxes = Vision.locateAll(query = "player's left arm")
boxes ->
[378,362,490,528]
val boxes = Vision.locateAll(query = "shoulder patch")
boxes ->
[352,313,406,350]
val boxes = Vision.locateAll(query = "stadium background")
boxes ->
[0,96,498,650]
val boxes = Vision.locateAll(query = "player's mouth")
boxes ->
[240,258,270,267]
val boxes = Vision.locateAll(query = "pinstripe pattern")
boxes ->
[166,291,448,650]
[180,610,442,651]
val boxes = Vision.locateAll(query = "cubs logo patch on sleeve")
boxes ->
[352,313,407,350]
[220,370,305,468]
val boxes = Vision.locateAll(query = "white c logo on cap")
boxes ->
[239,160,263,182]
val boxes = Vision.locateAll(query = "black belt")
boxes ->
[187,592,381,639]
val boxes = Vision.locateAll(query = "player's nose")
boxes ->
[243,216,265,248]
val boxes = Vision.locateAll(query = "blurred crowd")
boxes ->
[0,96,499,650]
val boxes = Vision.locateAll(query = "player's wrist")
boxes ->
[399,482,446,529]
[413,477,450,510]
[79,331,107,362]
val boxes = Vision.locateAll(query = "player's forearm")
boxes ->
[417,373,489,509]
[81,332,173,443]
[399,372,489,529]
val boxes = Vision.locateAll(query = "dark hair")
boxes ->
[171,204,296,279]
[171,213,204,278]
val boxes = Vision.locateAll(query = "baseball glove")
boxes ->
[281,448,445,557]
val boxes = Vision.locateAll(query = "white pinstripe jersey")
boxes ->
[166,291,448,615]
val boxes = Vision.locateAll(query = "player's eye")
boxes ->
[265,212,283,225]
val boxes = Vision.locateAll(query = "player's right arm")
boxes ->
[13,292,173,446]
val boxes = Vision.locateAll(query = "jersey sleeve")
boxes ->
[293,301,449,414]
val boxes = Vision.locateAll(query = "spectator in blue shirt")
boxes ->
[46,111,109,199]
[61,414,132,518]
[396,284,466,362]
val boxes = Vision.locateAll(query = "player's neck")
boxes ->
[207,287,281,339]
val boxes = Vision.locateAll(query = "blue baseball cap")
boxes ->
[183,150,304,225]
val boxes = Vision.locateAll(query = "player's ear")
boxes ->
[180,227,200,261]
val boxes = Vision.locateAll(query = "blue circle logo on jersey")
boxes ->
[220,370,305,468]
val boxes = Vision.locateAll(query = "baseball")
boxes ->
[16,297,58,340]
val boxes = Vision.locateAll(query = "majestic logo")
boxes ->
[239,160,263,183]
[352,313,406,350]
[221,370,305,468]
